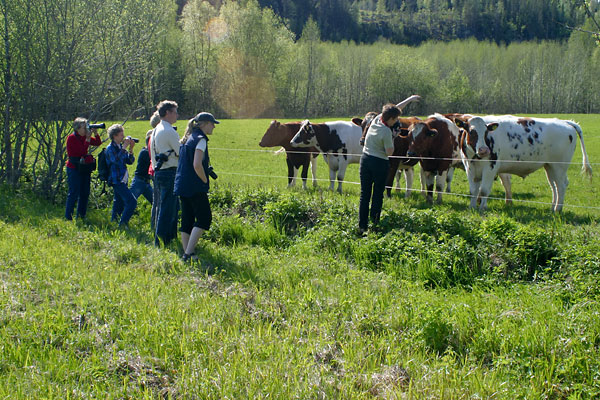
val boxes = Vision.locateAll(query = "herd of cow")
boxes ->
[259,112,593,212]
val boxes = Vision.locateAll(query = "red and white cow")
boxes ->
[259,120,319,189]
[458,115,592,212]
[290,119,362,193]
[352,112,421,198]
[406,114,465,203]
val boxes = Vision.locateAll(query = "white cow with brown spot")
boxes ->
[457,115,592,212]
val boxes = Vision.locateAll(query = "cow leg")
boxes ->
[300,160,309,190]
[435,171,447,204]
[329,167,336,191]
[445,167,455,193]
[544,165,568,212]
[478,169,496,211]
[404,168,414,198]
[336,162,348,194]
[419,168,427,199]
[310,156,318,187]
[498,173,512,204]
[385,165,397,198]
[395,170,402,193]
[287,158,296,188]
[386,158,400,198]
[422,170,435,204]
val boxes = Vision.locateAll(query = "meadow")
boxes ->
[1,115,599,398]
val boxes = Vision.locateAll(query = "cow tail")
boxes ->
[567,121,593,180]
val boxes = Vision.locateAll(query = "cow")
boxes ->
[445,113,513,205]
[351,112,421,198]
[456,115,592,212]
[290,119,362,193]
[406,114,465,204]
[259,120,319,189]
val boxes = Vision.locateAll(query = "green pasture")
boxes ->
[1,114,600,398]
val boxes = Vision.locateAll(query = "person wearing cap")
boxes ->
[174,112,219,262]
[152,100,180,246]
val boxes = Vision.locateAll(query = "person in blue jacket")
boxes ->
[105,124,137,228]
[174,112,218,261]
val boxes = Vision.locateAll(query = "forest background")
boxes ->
[1,0,600,199]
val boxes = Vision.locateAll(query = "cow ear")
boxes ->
[398,128,410,137]
[487,123,499,131]
[454,119,467,129]
[427,128,438,137]
[351,118,362,126]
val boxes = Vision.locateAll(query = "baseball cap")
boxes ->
[194,112,220,124]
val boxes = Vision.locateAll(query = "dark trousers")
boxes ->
[130,177,153,204]
[65,167,91,220]
[111,182,137,227]
[153,168,179,246]
[359,154,389,230]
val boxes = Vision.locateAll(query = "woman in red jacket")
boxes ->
[65,117,102,220]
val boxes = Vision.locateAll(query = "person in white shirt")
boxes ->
[152,100,180,246]
[358,103,402,233]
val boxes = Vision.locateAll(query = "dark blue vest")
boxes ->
[174,129,210,197]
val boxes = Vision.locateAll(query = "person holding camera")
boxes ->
[358,104,402,234]
[105,124,137,229]
[174,112,219,262]
[130,129,154,206]
[151,100,180,246]
[65,117,103,221]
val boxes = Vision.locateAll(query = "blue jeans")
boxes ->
[65,167,92,220]
[359,154,389,230]
[130,177,153,204]
[111,182,137,227]
[153,168,179,246]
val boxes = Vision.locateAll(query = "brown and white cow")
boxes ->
[406,114,465,203]
[290,119,362,193]
[351,113,421,198]
[457,115,592,212]
[259,120,319,189]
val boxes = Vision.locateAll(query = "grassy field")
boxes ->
[1,115,599,398]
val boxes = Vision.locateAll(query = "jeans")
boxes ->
[65,167,91,220]
[153,168,179,246]
[130,177,153,204]
[359,154,389,230]
[111,182,137,227]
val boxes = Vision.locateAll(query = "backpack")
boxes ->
[97,148,109,182]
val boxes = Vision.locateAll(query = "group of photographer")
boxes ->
[65,99,218,262]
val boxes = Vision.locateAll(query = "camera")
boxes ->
[126,136,139,143]
[87,122,106,130]
[207,165,218,179]
[155,151,172,170]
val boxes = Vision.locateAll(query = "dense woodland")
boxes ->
[1,0,600,196]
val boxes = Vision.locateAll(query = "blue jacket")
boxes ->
[174,129,210,197]
[106,141,135,186]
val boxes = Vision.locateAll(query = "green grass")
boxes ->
[1,114,600,398]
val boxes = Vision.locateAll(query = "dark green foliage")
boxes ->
[259,0,584,45]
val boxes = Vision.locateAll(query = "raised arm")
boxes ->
[395,95,421,110]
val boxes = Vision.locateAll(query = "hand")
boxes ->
[91,128,98,135]
[128,139,135,151]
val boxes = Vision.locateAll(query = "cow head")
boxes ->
[260,120,290,147]
[406,121,438,159]
[456,117,498,159]
[290,119,317,148]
